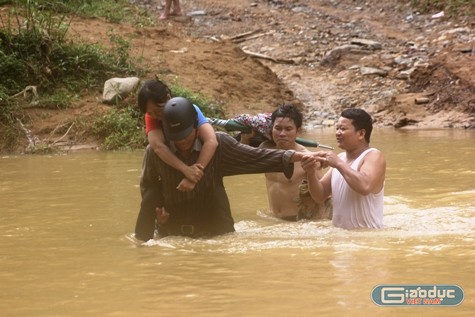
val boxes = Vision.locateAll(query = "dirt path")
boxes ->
[171,0,474,129]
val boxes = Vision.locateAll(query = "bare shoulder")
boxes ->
[361,148,386,170]
[259,140,276,149]
[295,144,309,152]
[367,148,385,160]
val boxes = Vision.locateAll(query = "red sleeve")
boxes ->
[144,113,162,135]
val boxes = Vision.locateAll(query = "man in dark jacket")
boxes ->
[134,97,306,241]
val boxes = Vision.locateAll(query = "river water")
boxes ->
[1,128,474,317]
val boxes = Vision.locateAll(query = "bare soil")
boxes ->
[8,0,475,151]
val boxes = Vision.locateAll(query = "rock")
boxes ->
[459,47,474,53]
[187,10,207,17]
[320,44,364,66]
[292,57,306,65]
[360,67,388,77]
[415,97,430,104]
[394,56,412,67]
[395,72,408,80]
[102,77,140,104]
[363,89,398,114]
[350,38,382,50]
[394,117,418,128]
[440,27,470,35]
[322,119,335,126]
[292,6,311,13]
[431,11,445,19]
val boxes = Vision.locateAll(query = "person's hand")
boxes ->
[155,207,169,225]
[301,154,318,172]
[305,151,341,168]
[177,178,196,192]
[182,164,204,183]
[318,151,339,168]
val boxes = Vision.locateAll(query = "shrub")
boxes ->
[0,0,144,152]
[170,82,225,119]
[410,0,475,16]
[92,105,146,150]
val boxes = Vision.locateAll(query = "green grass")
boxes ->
[1,0,155,24]
[410,0,475,15]
[1,1,227,153]
[0,0,146,152]
[93,105,147,151]
[91,79,226,151]
[170,79,225,119]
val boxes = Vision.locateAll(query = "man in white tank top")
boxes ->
[301,109,386,229]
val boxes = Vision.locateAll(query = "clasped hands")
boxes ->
[177,163,204,192]
[301,151,338,171]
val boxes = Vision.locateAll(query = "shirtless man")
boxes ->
[258,104,326,221]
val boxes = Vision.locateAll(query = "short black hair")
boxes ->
[271,104,303,128]
[137,79,171,114]
[341,108,373,143]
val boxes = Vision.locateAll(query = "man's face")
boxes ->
[272,117,299,149]
[173,128,197,153]
[335,117,362,149]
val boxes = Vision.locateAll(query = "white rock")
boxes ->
[102,77,140,104]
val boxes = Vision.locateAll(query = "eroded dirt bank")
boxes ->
[170,0,474,129]
[4,0,474,153]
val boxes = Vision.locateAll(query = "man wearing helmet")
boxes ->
[134,97,309,241]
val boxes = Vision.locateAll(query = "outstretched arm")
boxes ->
[301,154,332,202]
[219,133,296,177]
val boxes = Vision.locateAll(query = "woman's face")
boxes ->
[145,94,171,120]
[145,101,166,120]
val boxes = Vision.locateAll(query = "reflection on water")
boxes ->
[0,129,474,317]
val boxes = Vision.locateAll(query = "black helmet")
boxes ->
[163,97,197,141]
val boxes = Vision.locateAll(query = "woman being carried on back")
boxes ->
[137,78,218,191]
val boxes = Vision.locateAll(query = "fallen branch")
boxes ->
[11,85,39,106]
[228,29,262,41]
[45,123,67,143]
[16,118,40,147]
[51,122,75,146]
[242,49,295,64]
[12,85,38,98]
[232,31,274,43]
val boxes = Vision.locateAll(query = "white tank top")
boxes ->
[331,148,384,229]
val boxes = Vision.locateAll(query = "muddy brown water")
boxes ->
[1,128,474,316]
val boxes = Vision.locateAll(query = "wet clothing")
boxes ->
[331,148,384,229]
[134,131,296,240]
[144,104,207,134]
[280,215,298,222]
